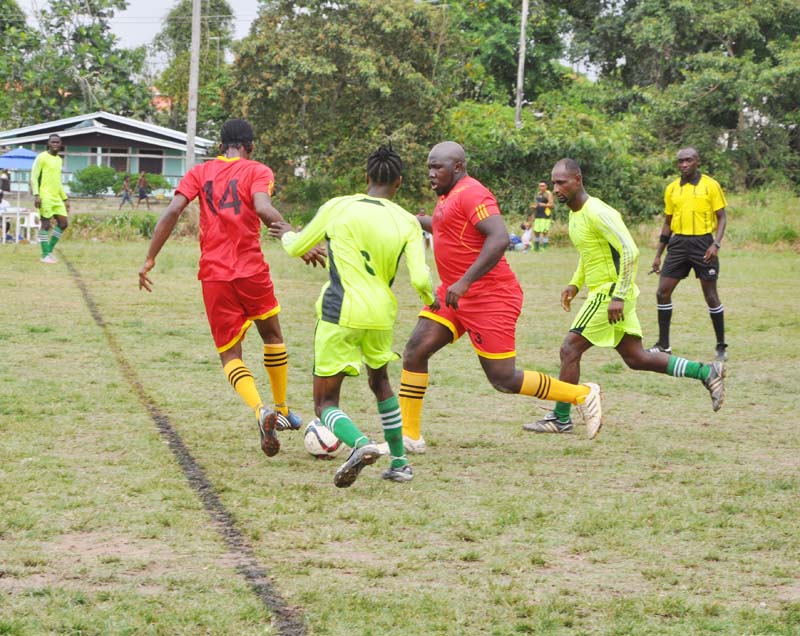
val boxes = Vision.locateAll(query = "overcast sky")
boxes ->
[17,0,260,49]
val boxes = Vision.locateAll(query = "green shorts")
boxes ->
[569,292,642,348]
[314,319,399,377]
[39,196,68,219]
[533,217,552,233]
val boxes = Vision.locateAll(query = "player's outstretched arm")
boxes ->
[139,193,189,292]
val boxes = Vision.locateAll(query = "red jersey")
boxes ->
[431,175,518,297]
[176,156,275,281]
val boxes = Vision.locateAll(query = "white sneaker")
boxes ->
[403,435,427,454]
[41,253,57,264]
[576,382,603,439]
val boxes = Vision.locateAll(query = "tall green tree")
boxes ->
[152,0,234,135]
[565,0,800,187]
[0,0,38,127]
[20,0,153,121]
[446,0,568,104]
[226,0,463,204]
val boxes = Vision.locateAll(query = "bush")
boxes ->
[441,100,664,222]
[70,165,118,197]
[144,173,172,193]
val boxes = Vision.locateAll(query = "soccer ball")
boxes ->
[303,418,347,460]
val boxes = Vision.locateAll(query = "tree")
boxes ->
[0,0,43,127]
[10,0,153,123]
[564,0,800,188]
[152,0,235,135]
[226,0,464,205]
[446,0,568,104]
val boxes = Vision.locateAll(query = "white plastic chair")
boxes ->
[18,211,40,242]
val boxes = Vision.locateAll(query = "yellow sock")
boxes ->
[224,359,262,411]
[399,369,428,440]
[263,343,289,415]
[520,370,590,405]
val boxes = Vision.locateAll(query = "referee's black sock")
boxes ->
[656,303,673,348]
[709,304,725,348]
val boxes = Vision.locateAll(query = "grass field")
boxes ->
[1,224,799,634]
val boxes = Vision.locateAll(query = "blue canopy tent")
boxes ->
[0,147,37,204]
[0,147,38,170]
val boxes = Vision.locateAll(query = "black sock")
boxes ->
[709,304,725,348]
[656,303,673,347]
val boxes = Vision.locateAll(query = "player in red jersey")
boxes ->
[399,142,605,450]
[138,119,325,458]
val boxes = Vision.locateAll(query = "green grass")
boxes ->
[0,234,798,635]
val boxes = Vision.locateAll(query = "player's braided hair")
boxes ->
[220,119,254,152]
[366,144,403,185]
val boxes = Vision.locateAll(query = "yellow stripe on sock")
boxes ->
[400,369,428,440]
[223,359,262,410]
[520,370,590,405]
[263,343,288,415]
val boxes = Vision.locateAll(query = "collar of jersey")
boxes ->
[217,155,242,163]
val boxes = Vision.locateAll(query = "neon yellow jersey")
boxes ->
[664,174,727,235]
[30,151,67,202]
[281,193,435,329]
[567,196,639,300]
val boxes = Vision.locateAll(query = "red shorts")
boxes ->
[419,283,523,358]
[201,270,280,352]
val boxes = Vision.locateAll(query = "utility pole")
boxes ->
[514,0,530,129]
[186,0,202,169]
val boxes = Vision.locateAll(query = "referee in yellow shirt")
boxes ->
[650,147,728,361]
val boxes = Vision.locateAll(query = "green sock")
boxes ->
[39,229,49,256]
[553,401,572,422]
[49,226,63,252]
[321,407,368,449]
[378,395,407,469]
[666,355,710,381]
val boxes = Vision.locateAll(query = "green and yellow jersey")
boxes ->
[568,196,639,300]
[281,193,434,330]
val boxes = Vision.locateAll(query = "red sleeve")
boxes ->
[461,182,501,226]
[175,165,202,202]
[250,163,275,197]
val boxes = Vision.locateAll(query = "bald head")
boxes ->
[676,147,700,180]
[552,158,581,177]
[429,141,466,165]
[428,141,468,196]
[551,157,586,211]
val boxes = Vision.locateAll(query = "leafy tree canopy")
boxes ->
[4,0,153,126]
[226,0,465,205]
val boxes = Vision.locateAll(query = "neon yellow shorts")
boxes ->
[39,196,68,219]
[533,217,552,233]
[313,319,399,377]
[569,292,642,348]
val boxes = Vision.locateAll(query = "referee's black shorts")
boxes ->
[662,233,719,280]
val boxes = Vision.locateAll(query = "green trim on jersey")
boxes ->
[281,193,434,330]
[567,196,639,300]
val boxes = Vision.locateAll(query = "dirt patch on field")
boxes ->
[0,531,184,594]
